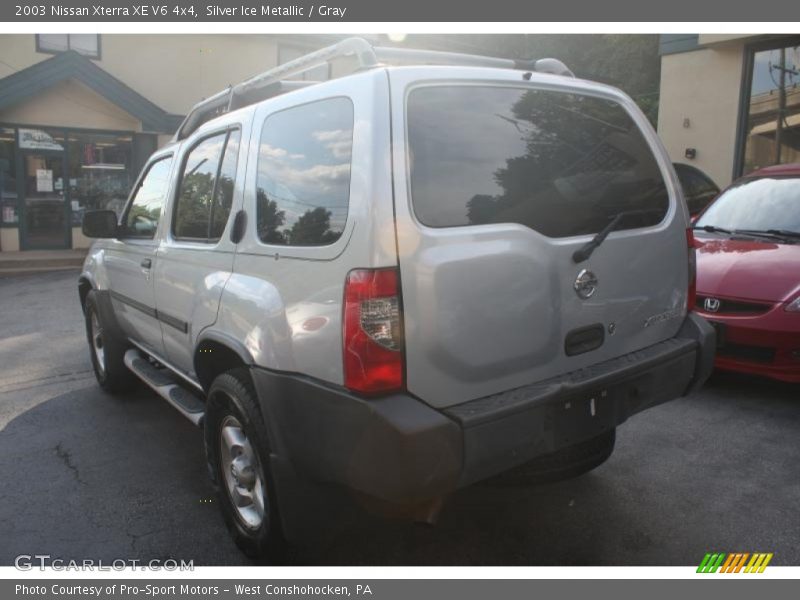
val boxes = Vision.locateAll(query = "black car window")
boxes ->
[674,163,719,214]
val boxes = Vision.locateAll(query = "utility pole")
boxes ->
[775,48,786,164]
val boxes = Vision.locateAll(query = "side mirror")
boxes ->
[82,210,119,238]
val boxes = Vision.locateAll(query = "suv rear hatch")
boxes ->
[390,71,689,409]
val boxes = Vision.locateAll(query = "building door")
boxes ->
[21,152,69,249]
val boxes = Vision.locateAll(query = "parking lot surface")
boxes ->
[1,270,798,566]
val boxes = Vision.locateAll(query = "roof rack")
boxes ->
[173,37,574,141]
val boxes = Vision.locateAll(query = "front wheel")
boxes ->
[84,290,137,394]
[204,368,286,563]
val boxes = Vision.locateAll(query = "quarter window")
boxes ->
[173,129,240,242]
[256,98,353,246]
[122,156,173,239]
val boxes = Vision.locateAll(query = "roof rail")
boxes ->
[173,37,573,141]
[372,46,574,77]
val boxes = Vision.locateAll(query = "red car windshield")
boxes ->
[696,176,800,234]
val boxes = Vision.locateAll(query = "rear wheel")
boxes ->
[84,290,137,394]
[485,428,616,486]
[205,368,286,563]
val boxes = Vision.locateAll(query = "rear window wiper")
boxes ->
[692,224,733,235]
[573,208,662,263]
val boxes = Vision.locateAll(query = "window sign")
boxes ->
[36,169,53,193]
[18,128,65,152]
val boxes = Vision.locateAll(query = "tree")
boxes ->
[395,34,662,125]
[255,188,286,244]
[288,207,338,245]
[175,171,214,238]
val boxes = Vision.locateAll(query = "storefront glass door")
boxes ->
[22,152,69,249]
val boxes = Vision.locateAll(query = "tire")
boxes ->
[484,428,616,487]
[84,290,137,394]
[204,368,286,563]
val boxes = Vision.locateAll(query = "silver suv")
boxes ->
[78,38,714,561]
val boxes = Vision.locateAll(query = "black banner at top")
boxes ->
[2,0,798,22]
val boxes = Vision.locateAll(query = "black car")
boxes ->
[673,163,720,216]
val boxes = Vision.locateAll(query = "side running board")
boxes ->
[123,349,205,426]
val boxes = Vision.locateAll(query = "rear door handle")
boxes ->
[140,258,152,269]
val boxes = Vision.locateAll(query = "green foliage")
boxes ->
[256,189,340,246]
[176,171,214,238]
[402,34,662,125]
[287,206,338,245]
[256,189,287,244]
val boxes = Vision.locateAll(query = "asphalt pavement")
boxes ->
[1,270,798,566]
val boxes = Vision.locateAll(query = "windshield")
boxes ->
[696,176,800,232]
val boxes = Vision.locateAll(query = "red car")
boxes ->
[692,163,800,383]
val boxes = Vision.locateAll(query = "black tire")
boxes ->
[84,290,137,394]
[204,368,286,563]
[484,429,616,487]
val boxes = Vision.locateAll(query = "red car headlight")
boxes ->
[785,297,800,312]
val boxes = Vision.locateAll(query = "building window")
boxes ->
[36,34,101,59]
[0,128,18,225]
[277,45,329,81]
[67,132,133,226]
[741,39,800,175]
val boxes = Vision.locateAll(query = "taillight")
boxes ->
[687,228,697,311]
[343,268,404,394]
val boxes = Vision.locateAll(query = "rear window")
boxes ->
[407,86,669,237]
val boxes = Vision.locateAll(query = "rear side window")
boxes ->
[407,86,669,237]
[122,156,173,239]
[173,129,240,241]
[256,97,353,246]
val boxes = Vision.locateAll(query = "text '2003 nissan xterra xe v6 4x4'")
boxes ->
[78,38,714,561]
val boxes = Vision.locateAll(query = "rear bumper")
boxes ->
[252,313,714,505]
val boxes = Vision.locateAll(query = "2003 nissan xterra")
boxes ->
[78,38,715,561]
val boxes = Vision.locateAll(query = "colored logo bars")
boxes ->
[697,552,774,573]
